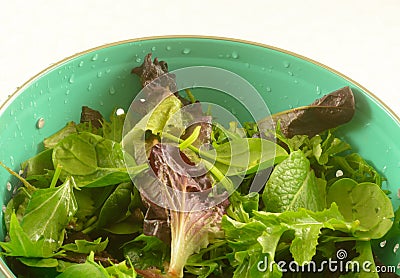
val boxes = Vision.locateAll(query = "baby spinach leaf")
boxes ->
[96,182,133,229]
[21,148,54,177]
[327,178,394,239]
[62,237,109,254]
[0,213,63,257]
[74,189,96,220]
[123,234,169,271]
[263,150,325,213]
[56,252,110,278]
[44,122,78,149]
[52,132,147,187]
[20,178,78,253]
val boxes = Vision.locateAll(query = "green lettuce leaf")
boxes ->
[263,150,325,212]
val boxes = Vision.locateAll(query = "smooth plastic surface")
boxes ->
[1,37,399,276]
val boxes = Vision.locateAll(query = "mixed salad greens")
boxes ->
[0,53,398,278]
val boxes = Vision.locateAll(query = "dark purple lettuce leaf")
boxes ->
[259,86,355,138]
[139,143,228,277]
[132,53,177,93]
[80,106,103,129]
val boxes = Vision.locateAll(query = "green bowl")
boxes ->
[1,36,399,276]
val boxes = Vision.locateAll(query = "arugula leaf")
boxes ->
[327,178,394,239]
[227,191,259,223]
[203,137,288,176]
[221,215,282,278]
[18,257,59,268]
[222,202,375,276]
[19,178,77,253]
[62,237,109,254]
[341,241,378,277]
[106,260,137,278]
[263,150,325,212]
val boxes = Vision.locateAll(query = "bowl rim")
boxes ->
[1,35,399,277]
[1,35,399,125]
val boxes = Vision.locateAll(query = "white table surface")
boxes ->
[1,0,400,117]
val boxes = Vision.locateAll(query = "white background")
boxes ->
[1,0,400,116]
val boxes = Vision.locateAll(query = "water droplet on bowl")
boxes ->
[91,53,99,61]
[109,86,116,95]
[36,118,45,129]
[135,57,142,63]
[166,46,172,51]
[9,156,14,166]
[65,89,70,95]
[104,57,109,62]
[394,243,399,253]
[64,99,68,104]
[78,61,84,67]
[69,75,75,84]
[151,46,156,51]
[288,71,294,76]
[97,72,103,78]
[99,101,104,106]
[244,63,250,68]
[182,48,191,55]
[266,87,272,92]
[231,51,239,59]
[105,68,111,74]
[6,182,12,191]
[283,61,290,68]
[87,83,93,91]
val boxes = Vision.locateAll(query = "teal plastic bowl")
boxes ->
[1,36,399,276]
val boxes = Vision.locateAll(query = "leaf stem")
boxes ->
[184,89,196,104]
[50,165,62,188]
[0,161,36,192]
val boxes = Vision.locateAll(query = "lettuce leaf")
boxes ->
[262,150,325,212]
